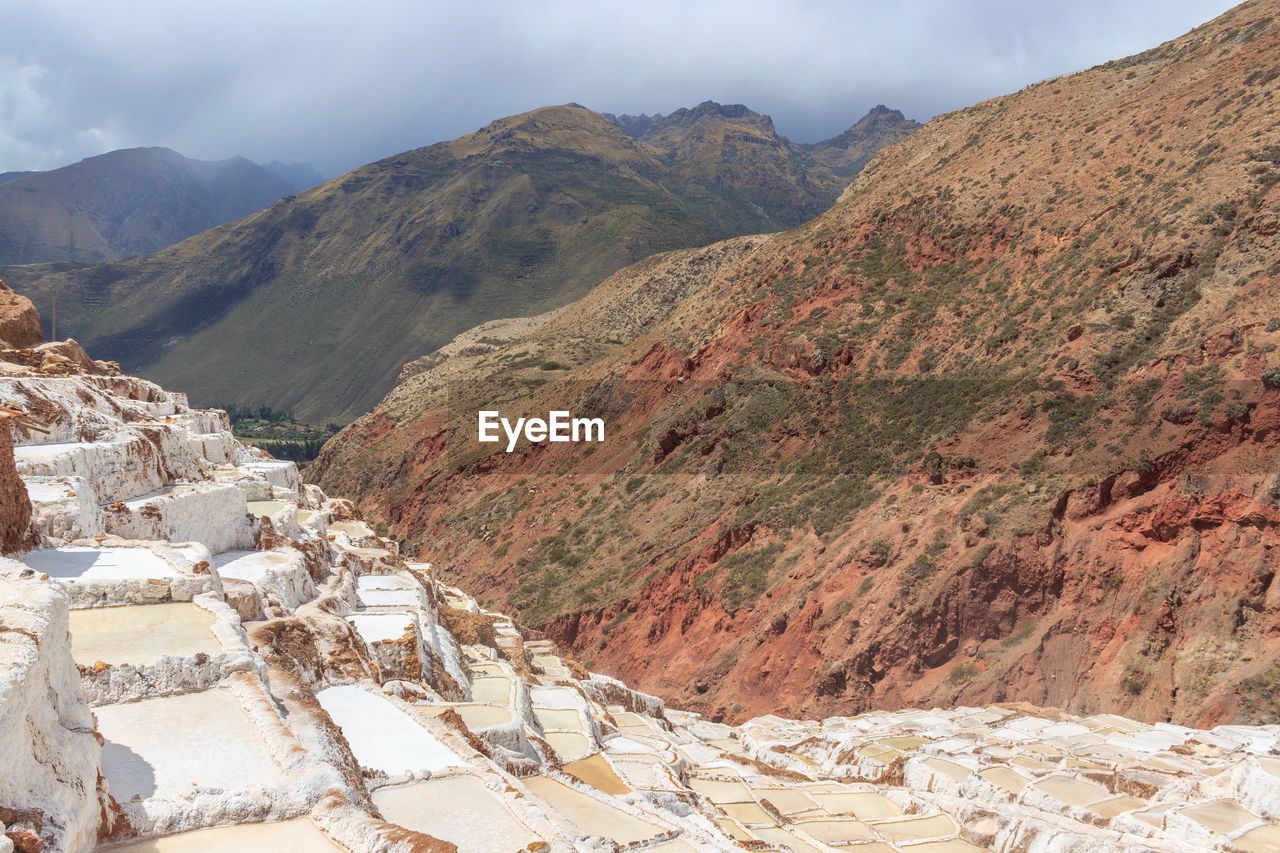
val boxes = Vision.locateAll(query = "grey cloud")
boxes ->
[0,0,1240,178]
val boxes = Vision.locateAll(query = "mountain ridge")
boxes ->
[0,147,302,265]
[2,102,919,424]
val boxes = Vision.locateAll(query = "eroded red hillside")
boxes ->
[316,0,1280,726]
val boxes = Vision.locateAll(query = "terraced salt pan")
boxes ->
[454,703,512,729]
[529,684,580,708]
[795,817,877,843]
[810,790,902,819]
[327,521,374,538]
[21,546,178,581]
[105,818,340,851]
[354,575,421,608]
[213,549,313,609]
[69,602,220,666]
[563,754,630,795]
[316,685,462,774]
[751,827,827,853]
[1180,799,1261,834]
[96,688,283,801]
[245,500,287,517]
[545,731,593,761]
[1237,825,1280,852]
[471,676,512,704]
[522,775,661,844]
[614,711,658,734]
[373,777,540,853]
[1033,774,1111,807]
[534,708,583,731]
[347,613,415,643]
[213,550,296,585]
[720,801,774,825]
[751,786,820,814]
[689,777,752,803]
[871,813,957,841]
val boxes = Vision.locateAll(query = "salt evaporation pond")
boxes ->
[470,676,511,704]
[534,708,582,731]
[544,731,592,761]
[454,703,512,729]
[354,574,420,608]
[562,754,630,796]
[213,549,295,584]
[372,776,539,853]
[69,602,220,666]
[245,500,287,517]
[522,775,660,844]
[347,613,415,644]
[20,546,178,582]
[316,684,462,774]
[103,818,340,851]
[327,521,374,538]
[96,689,283,801]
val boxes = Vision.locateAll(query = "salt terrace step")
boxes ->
[315,684,466,776]
[95,686,286,803]
[105,483,253,554]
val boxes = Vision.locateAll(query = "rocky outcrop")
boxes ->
[0,280,40,350]
[0,420,31,555]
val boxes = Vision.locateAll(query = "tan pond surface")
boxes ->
[454,703,512,729]
[720,802,774,825]
[795,818,876,843]
[327,520,374,538]
[810,790,902,819]
[1180,799,1262,834]
[870,813,956,842]
[96,688,283,801]
[534,707,582,731]
[689,777,752,803]
[751,785,819,814]
[245,500,286,517]
[470,676,511,704]
[373,776,540,853]
[545,731,592,761]
[751,827,826,853]
[979,766,1029,794]
[102,819,339,851]
[69,603,220,666]
[1236,824,1280,853]
[1033,775,1110,807]
[563,754,630,795]
[522,775,660,844]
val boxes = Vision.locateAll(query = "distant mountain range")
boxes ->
[3,103,919,424]
[0,148,323,265]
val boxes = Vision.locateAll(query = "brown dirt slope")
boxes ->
[315,0,1280,726]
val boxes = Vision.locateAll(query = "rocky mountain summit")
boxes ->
[315,0,1280,728]
[2,270,1280,851]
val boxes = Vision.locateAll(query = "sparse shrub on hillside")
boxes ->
[948,663,977,685]
[719,542,787,612]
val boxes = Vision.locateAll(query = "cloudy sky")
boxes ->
[2,0,1239,179]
